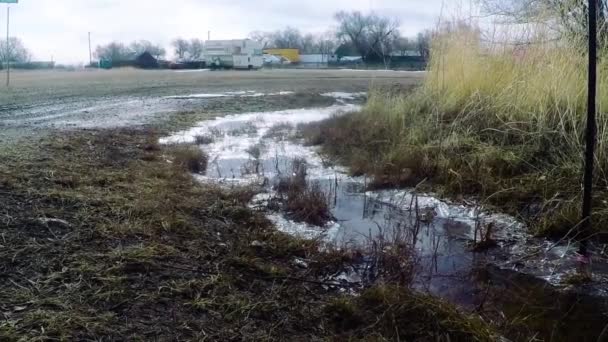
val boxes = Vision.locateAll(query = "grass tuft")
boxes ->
[194,134,215,145]
[325,285,495,341]
[171,144,208,174]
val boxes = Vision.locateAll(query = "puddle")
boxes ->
[321,92,367,100]
[161,95,608,338]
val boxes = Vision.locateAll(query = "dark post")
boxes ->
[581,0,598,256]
[88,32,92,67]
[6,5,9,87]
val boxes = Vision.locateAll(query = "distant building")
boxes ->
[135,52,159,69]
[300,54,337,64]
[205,39,264,69]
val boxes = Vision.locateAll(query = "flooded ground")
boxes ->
[162,93,608,340]
[0,69,422,144]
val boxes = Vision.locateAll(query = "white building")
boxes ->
[204,39,264,69]
[299,54,338,64]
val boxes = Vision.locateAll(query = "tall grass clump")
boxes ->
[171,145,208,174]
[307,22,608,238]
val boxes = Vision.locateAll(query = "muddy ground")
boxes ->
[0,68,422,143]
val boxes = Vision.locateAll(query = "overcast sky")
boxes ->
[5,0,450,64]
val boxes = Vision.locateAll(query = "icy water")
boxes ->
[162,95,608,339]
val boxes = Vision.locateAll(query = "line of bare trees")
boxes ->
[95,38,208,62]
[95,40,166,61]
[249,11,431,64]
[170,38,204,61]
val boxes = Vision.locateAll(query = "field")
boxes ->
[0,68,422,143]
[0,68,502,341]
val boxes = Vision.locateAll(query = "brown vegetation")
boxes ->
[171,144,209,174]
[274,159,334,226]
[0,127,493,341]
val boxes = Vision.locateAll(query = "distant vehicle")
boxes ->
[263,48,300,63]
[263,54,291,65]
[204,39,264,70]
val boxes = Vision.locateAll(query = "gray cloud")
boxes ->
[6,0,444,63]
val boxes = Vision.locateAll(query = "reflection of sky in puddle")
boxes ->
[161,99,608,302]
[164,90,296,99]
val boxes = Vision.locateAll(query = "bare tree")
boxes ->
[335,11,371,60]
[172,38,190,60]
[251,28,336,55]
[481,0,608,45]
[301,33,317,53]
[95,41,132,61]
[368,13,401,66]
[129,40,166,59]
[334,11,400,62]
[188,39,204,60]
[417,30,431,61]
[271,27,304,49]
[249,31,273,48]
[316,31,338,59]
[0,37,31,63]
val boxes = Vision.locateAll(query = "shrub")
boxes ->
[171,145,208,174]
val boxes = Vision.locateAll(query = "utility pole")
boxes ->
[88,32,92,66]
[580,0,598,260]
[1,0,18,87]
[6,5,9,86]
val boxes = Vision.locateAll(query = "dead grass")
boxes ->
[300,98,608,242]
[171,144,208,174]
[263,122,294,140]
[0,127,494,341]
[284,181,334,227]
[273,158,334,226]
[194,134,215,145]
[325,285,494,341]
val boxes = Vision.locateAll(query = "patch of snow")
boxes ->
[266,214,341,241]
[164,90,296,100]
[321,92,367,100]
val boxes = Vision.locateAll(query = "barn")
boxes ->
[135,52,159,69]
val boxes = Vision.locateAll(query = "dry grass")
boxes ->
[263,122,294,140]
[325,285,494,341]
[303,26,608,240]
[284,181,334,227]
[194,134,215,145]
[171,144,208,174]
[273,158,334,226]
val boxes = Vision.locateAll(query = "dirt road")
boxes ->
[0,68,423,143]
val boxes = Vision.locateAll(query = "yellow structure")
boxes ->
[263,48,300,63]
